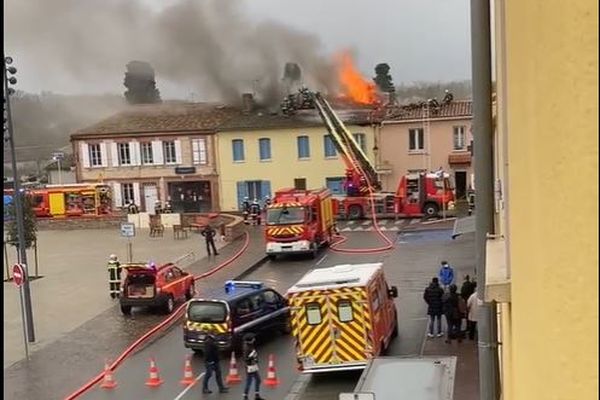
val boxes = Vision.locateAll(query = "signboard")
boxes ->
[120,222,136,238]
[12,264,25,287]
[52,152,65,160]
[175,167,197,175]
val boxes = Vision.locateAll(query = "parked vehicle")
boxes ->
[287,263,399,373]
[119,262,194,315]
[183,280,290,354]
[265,188,335,259]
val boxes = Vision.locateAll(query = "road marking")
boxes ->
[347,220,356,225]
[361,220,372,226]
[378,220,388,226]
[173,372,205,400]
[354,227,365,231]
[410,219,420,224]
[316,254,328,266]
[341,227,352,232]
[394,220,403,225]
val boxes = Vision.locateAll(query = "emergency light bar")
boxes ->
[224,280,264,293]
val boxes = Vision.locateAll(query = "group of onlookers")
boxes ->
[423,261,482,343]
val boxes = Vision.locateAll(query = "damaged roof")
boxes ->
[71,102,239,138]
[383,100,472,122]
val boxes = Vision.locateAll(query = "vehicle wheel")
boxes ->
[163,296,175,314]
[120,305,132,315]
[347,205,363,220]
[423,203,439,218]
[185,284,195,300]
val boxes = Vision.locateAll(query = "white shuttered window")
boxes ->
[192,138,208,165]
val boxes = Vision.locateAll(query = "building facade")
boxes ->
[378,101,473,198]
[71,103,236,213]
[485,1,597,399]
[216,110,376,211]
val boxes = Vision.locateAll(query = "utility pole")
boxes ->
[4,55,36,342]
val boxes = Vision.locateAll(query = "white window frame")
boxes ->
[117,142,131,166]
[89,143,103,167]
[191,138,208,165]
[408,128,425,152]
[121,183,134,205]
[353,133,367,152]
[453,126,466,151]
[140,142,154,165]
[163,141,177,164]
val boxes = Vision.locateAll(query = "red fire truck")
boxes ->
[312,92,455,219]
[265,188,336,259]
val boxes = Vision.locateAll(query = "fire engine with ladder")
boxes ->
[311,92,455,220]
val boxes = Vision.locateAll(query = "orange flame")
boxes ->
[336,51,377,104]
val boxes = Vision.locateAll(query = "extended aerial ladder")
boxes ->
[311,92,381,196]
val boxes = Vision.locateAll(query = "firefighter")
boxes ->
[249,199,261,225]
[107,254,122,299]
[154,200,162,215]
[127,201,139,214]
[241,197,251,222]
[263,195,272,210]
[201,225,219,256]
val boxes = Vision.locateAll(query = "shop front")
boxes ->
[167,180,213,213]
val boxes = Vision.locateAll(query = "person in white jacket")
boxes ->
[467,284,482,340]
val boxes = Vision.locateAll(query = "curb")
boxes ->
[234,255,270,280]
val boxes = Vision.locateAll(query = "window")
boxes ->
[235,298,253,316]
[306,303,322,325]
[187,301,227,323]
[294,178,307,190]
[89,144,102,167]
[259,138,271,161]
[163,141,177,164]
[353,133,367,152]
[121,183,134,205]
[338,300,354,322]
[297,136,310,159]
[117,143,131,165]
[192,138,208,165]
[453,126,466,150]
[324,135,337,157]
[409,128,425,151]
[141,142,153,165]
[263,290,282,305]
[232,139,245,162]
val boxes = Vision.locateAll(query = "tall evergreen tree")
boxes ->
[123,61,162,105]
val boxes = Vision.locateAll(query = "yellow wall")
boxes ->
[498,0,598,399]
[216,126,375,211]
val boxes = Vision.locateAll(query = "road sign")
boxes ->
[12,263,25,287]
[52,152,65,160]
[120,222,135,238]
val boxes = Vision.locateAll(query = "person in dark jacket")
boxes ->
[423,277,445,338]
[201,225,219,256]
[202,335,229,394]
[442,284,463,344]
[243,335,264,400]
[460,275,476,301]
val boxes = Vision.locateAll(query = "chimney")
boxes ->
[242,93,255,114]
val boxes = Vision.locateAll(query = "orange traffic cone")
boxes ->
[99,361,117,389]
[180,355,195,386]
[264,354,280,387]
[145,358,164,387]
[225,351,241,384]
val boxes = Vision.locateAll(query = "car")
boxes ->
[119,262,195,315]
[183,280,290,354]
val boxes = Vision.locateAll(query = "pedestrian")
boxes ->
[442,284,463,344]
[202,335,229,394]
[467,283,482,341]
[242,197,251,223]
[243,335,265,400]
[460,275,476,301]
[438,261,455,290]
[201,225,219,256]
[423,277,445,338]
[107,254,121,299]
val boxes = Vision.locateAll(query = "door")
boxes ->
[48,192,66,216]
[454,171,467,200]
[143,184,158,214]
[326,177,344,195]
[291,295,335,369]
[327,291,368,364]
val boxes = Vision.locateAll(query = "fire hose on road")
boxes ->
[64,231,251,400]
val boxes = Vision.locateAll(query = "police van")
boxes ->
[287,263,399,373]
[183,280,290,353]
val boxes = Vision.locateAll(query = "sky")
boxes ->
[4,0,471,100]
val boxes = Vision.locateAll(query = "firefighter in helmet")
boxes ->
[249,199,261,225]
[241,197,251,223]
[107,254,122,299]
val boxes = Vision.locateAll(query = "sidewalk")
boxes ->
[4,226,267,400]
[422,333,480,400]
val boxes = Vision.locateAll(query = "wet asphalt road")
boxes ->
[78,228,474,400]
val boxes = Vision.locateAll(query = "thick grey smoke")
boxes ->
[4,0,337,106]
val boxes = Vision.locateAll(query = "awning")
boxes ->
[452,215,476,239]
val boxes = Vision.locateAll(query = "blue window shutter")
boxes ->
[232,139,244,161]
[237,181,248,210]
[259,138,271,160]
[324,135,336,157]
[298,136,310,158]
[260,181,271,205]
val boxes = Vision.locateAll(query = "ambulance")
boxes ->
[286,263,399,373]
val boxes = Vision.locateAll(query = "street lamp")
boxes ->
[4,55,36,343]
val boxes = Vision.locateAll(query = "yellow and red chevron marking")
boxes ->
[270,202,303,208]
[266,225,305,236]
[327,293,368,362]
[186,321,228,334]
